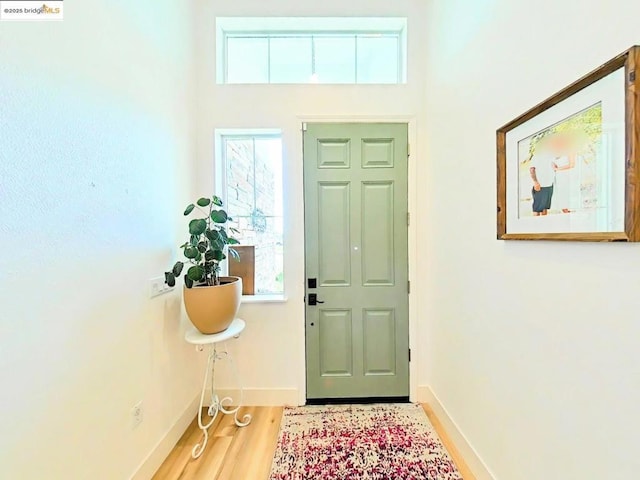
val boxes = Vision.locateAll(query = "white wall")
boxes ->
[421,1,640,479]
[0,2,201,478]
[194,0,429,405]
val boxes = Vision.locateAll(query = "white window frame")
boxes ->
[215,129,286,302]
[216,17,408,84]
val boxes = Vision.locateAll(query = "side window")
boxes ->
[218,133,284,295]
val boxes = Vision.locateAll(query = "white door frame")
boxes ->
[296,114,419,404]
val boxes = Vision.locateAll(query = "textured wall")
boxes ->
[420,1,640,479]
[0,2,200,478]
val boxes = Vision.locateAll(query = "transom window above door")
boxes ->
[216,17,407,84]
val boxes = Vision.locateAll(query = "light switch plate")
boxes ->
[149,276,174,298]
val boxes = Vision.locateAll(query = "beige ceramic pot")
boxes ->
[183,276,242,334]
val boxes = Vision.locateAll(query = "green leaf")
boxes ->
[172,261,184,276]
[184,274,194,288]
[206,229,220,243]
[227,238,240,245]
[164,272,176,287]
[184,246,198,259]
[197,241,208,253]
[229,227,240,234]
[196,197,211,207]
[212,195,223,207]
[189,219,207,235]
[195,251,202,262]
[204,250,216,261]
[183,204,195,216]
[187,265,205,282]
[209,249,225,261]
[229,247,240,260]
[210,210,228,224]
[190,234,199,246]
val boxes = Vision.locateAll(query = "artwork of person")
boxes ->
[548,132,578,213]
[528,135,557,216]
[518,103,602,219]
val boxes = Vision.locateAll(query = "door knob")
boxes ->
[308,293,325,306]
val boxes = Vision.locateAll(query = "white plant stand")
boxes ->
[184,317,251,459]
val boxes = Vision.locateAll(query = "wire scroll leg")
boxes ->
[191,342,252,459]
[217,342,252,427]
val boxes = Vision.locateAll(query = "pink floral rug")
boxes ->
[269,403,463,480]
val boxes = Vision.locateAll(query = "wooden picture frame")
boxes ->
[497,46,640,241]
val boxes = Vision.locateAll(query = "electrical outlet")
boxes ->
[131,401,143,429]
[149,276,173,298]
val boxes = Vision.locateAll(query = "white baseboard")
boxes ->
[130,394,200,480]
[210,387,300,406]
[418,385,496,480]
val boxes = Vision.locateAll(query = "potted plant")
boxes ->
[164,196,242,334]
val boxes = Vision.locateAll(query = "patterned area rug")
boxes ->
[269,403,462,480]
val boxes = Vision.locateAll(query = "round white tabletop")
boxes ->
[184,318,246,345]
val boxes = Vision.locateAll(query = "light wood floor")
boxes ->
[153,404,475,480]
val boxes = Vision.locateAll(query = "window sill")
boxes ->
[241,294,287,304]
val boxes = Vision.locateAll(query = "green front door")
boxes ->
[304,123,409,400]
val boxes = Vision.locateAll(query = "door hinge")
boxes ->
[407,280,411,294]
[408,348,412,362]
[302,122,308,132]
[407,212,410,226]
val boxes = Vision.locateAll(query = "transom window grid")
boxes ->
[222,31,403,84]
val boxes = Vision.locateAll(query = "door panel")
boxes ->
[361,181,395,286]
[304,123,409,400]
[361,138,395,168]
[317,138,351,168]
[319,309,353,376]
[363,308,396,376]
[318,182,351,286]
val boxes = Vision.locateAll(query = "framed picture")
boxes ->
[497,46,640,241]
